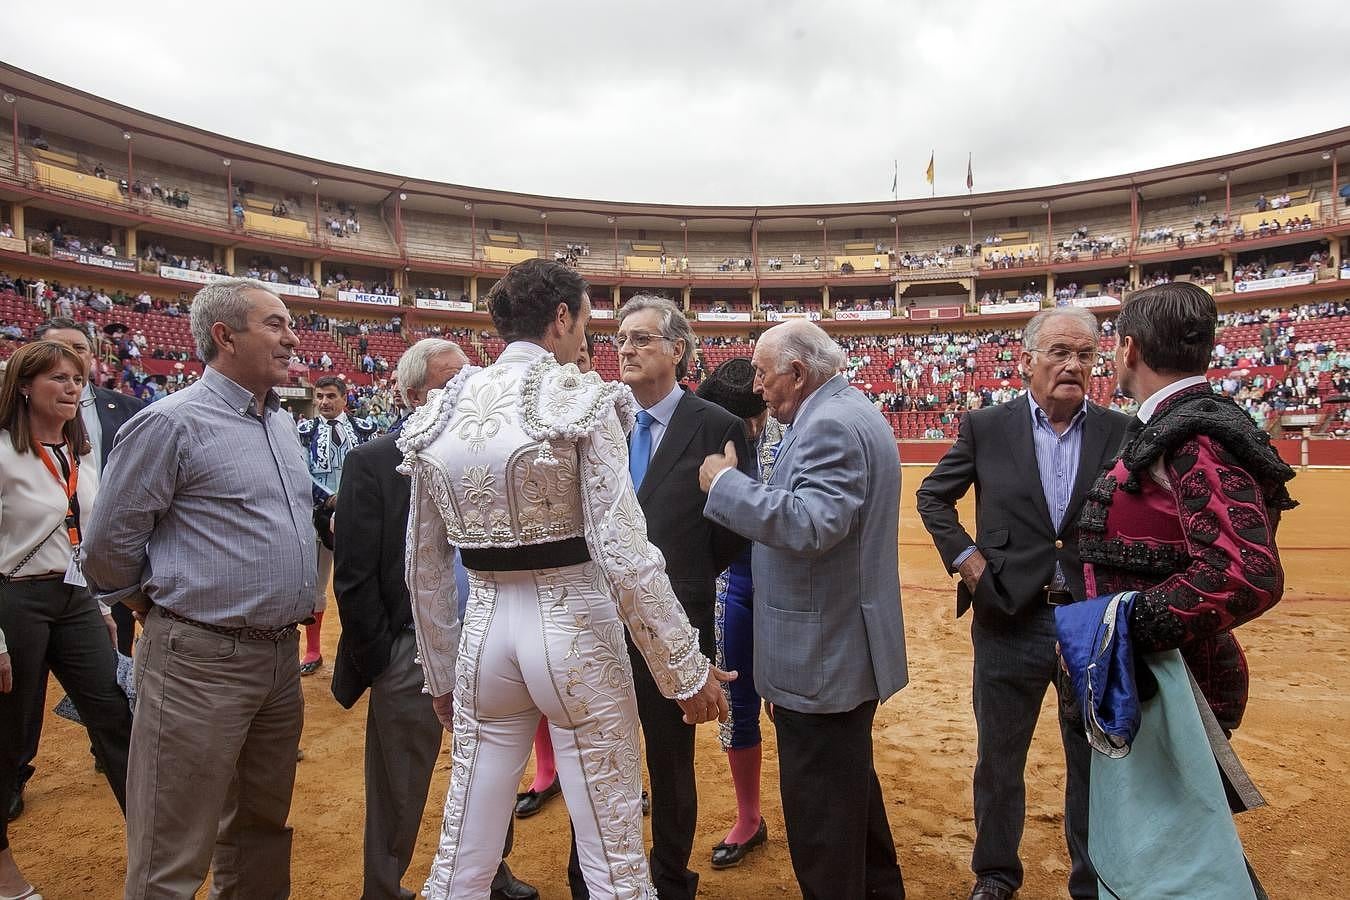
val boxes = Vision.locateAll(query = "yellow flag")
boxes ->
[925,152,934,185]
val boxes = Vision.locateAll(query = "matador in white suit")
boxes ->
[399,260,732,899]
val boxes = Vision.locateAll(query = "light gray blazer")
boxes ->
[703,374,908,714]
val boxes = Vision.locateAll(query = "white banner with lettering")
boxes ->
[765,310,822,321]
[159,265,320,299]
[338,289,400,307]
[590,308,615,319]
[414,297,475,312]
[979,300,1040,315]
[1071,296,1122,309]
[1233,271,1316,293]
[833,309,893,321]
[696,311,752,322]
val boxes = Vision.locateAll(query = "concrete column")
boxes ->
[312,258,323,284]
[821,284,831,312]
[1046,270,1055,298]
[750,285,760,313]
[611,284,621,310]
[223,246,236,274]
[468,275,478,308]
[11,203,23,239]
[124,226,137,259]
[1222,251,1234,282]
[393,268,406,294]
[681,286,691,312]
[1327,239,1342,271]
[968,280,977,311]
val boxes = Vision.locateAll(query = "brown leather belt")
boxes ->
[3,573,65,583]
[158,606,299,642]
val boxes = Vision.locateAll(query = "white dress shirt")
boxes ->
[1137,375,1210,423]
[81,383,102,472]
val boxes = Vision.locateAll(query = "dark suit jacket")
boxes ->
[95,386,144,467]
[331,433,412,708]
[635,388,754,655]
[916,395,1129,625]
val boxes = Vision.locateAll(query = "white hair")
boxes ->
[396,338,467,404]
[189,277,278,362]
[1023,306,1099,351]
[763,320,846,381]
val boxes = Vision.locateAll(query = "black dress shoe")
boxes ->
[710,818,767,869]
[6,784,23,822]
[491,861,540,900]
[968,878,1015,899]
[513,777,561,818]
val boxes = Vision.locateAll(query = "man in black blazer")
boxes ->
[917,308,1130,900]
[568,296,752,900]
[8,317,145,823]
[332,338,536,900]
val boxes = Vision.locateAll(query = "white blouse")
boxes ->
[0,430,100,579]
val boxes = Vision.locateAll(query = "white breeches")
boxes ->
[423,562,656,900]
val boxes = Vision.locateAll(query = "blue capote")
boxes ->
[1054,591,1140,757]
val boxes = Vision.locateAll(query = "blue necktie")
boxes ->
[630,411,655,490]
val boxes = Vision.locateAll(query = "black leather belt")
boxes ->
[459,537,591,572]
[158,606,300,642]
[1045,588,1074,606]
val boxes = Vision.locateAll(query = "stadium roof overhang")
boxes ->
[2,62,1347,234]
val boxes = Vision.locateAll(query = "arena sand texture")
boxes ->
[14,468,1350,898]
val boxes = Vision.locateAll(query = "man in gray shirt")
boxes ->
[83,278,315,900]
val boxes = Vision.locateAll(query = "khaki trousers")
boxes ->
[124,607,304,900]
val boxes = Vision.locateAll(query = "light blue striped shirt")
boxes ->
[1027,392,1086,588]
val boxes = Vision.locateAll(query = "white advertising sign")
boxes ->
[159,265,320,298]
[1233,272,1316,293]
[338,289,400,307]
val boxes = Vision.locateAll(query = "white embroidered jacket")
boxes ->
[397,341,710,701]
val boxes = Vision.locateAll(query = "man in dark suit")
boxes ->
[7,317,145,823]
[917,307,1130,900]
[332,338,536,900]
[568,296,752,900]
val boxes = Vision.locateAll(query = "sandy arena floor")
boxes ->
[12,468,1350,898]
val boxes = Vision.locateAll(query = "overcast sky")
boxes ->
[7,1,1349,206]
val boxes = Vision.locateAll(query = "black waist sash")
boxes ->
[459,537,591,572]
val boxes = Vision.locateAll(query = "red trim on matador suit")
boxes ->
[1078,383,1298,733]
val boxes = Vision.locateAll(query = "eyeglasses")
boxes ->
[616,331,669,350]
[1025,346,1104,366]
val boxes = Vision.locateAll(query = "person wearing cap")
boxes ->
[695,357,784,869]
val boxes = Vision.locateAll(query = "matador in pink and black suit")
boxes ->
[1078,380,1297,734]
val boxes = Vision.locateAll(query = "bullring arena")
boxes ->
[1,59,1348,897]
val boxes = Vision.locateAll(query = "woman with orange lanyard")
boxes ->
[0,341,132,900]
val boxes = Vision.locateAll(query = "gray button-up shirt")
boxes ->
[83,366,317,629]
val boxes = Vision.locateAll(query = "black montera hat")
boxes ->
[696,357,766,419]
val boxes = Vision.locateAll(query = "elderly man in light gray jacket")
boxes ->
[699,319,908,900]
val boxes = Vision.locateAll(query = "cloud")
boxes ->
[6,0,1348,205]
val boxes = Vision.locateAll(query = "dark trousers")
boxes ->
[775,699,904,899]
[971,608,1096,898]
[567,642,699,900]
[0,578,132,852]
[362,630,443,900]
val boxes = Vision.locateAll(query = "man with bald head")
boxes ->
[917,306,1129,900]
[700,319,908,900]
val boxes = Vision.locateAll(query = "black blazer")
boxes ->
[635,389,754,655]
[95,386,144,467]
[916,395,1129,624]
[331,434,412,708]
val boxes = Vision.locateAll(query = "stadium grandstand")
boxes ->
[2,62,1349,465]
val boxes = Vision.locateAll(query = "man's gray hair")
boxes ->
[1023,306,1099,352]
[396,338,467,404]
[189,277,278,362]
[617,294,696,380]
[763,320,847,381]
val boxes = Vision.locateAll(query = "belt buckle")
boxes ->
[1046,589,1072,606]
